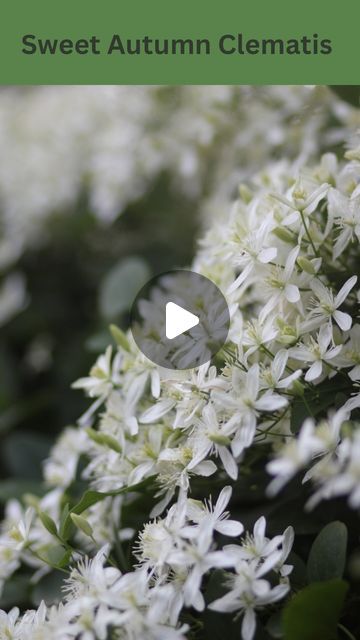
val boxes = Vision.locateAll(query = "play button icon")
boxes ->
[165,302,199,340]
[130,270,230,369]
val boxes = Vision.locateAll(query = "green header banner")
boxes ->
[1,0,359,84]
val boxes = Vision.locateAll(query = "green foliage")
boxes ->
[291,375,354,433]
[86,427,122,453]
[110,324,131,351]
[70,512,93,537]
[282,579,348,640]
[32,571,64,606]
[60,476,155,540]
[307,521,348,583]
[0,574,31,609]
[330,86,360,108]
[38,511,58,537]
[98,256,150,320]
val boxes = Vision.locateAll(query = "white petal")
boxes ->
[216,520,244,537]
[333,310,352,331]
[258,247,277,263]
[242,608,257,640]
[285,284,300,303]
[254,516,266,539]
[284,245,300,279]
[214,485,232,516]
[318,323,332,352]
[227,263,253,294]
[272,350,288,380]
[139,398,176,423]
[219,447,238,481]
[246,364,260,399]
[255,393,287,412]
[311,278,330,302]
[335,275,357,306]
[305,360,322,382]
[151,370,161,399]
[193,460,217,477]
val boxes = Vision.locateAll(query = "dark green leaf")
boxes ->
[330,86,360,108]
[99,257,150,319]
[32,571,64,606]
[283,579,348,640]
[267,611,284,638]
[291,376,351,434]
[0,574,31,608]
[38,511,58,537]
[307,521,347,583]
[61,476,155,540]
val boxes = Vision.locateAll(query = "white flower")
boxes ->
[259,246,301,321]
[328,186,360,258]
[305,275,357,332]
[272,180,329,226]
[217,364,288,456]
[289,324,342,381]
[167,535,234,612]
[267,418,317,495]
[209,547,291,640]
[187,404,239,480]
[334,323,360,380]
[185,486,243,547]
[227,215,277,294]
[63,545,121,603]
[260,349,302,390]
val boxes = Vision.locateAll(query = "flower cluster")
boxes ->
[0,86,357,267]
[0,491,292,640]
[1,103,360,638]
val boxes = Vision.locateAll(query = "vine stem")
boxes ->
[338,623,357,640]
[299,209,319,257]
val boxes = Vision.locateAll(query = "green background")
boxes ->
[1,0,359,84]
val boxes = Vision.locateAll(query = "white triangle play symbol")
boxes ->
[165,302,199,340]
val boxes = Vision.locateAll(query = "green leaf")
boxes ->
[291,376,351,433]
[267,611,284,638]
[45,545,69,566]
[283,579,348,640]
[38,511,58,537]
[61,476,155,540]
[110,324,131,352]
[307,521,347,583]
[86,427,122,453]
[0,574,31,608]
[99,257,150,319]
[70,512,93,537]
[32,571,64,606]
[330,86,360,108]
[59,503,70,535]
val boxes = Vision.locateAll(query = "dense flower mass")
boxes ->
[0,85,359,327]
[1,92,360,638]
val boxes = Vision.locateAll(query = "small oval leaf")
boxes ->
[283,579,348,640]
[307,521,347,583]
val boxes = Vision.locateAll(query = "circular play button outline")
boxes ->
[130,269,230,370]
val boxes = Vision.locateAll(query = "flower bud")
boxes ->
[70,513,93,538]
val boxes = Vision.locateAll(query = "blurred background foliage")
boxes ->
[0,179,199,493]
[0,84,359,516]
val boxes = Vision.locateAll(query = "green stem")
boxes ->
[338,623,357,640]
[299,209,319,257]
